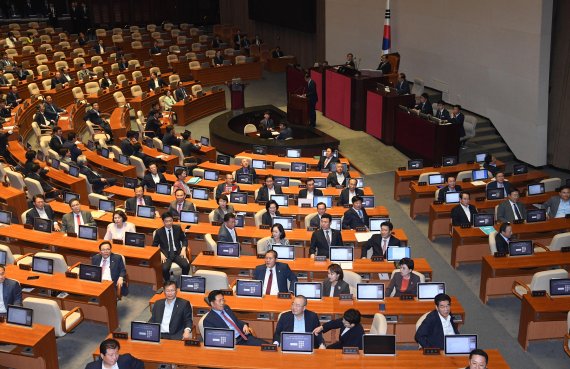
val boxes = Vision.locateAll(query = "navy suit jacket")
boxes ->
[435,108,451,121]
[25,205,56,228]
[415,309,459,349]
[252,262,297,293]
[2,278,22,307]
[149,297,193,339]
[125,195,153,213]
[486,180,513,198]
[273,310,323,347]
[256,185,283,202]
[85,354,143,369]
[203,305,247,332]
[361,235,401,258]
[322,318,365,349]
[341,207,369,230]
[495,233,510,254]
[298,188,323,199]
[338,188,364,206]
[396,80,411,95]
[91,253,128,296]
[306,79,317,104]
[415,101,434,115]
[449,112,465,137]
[309,229,343,258]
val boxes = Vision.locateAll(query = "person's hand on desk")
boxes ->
[319,343,326,349]
[312,325,323,335]
[155,211,161,218]
[53,222,61,232]
[310,254,315,259]
[183,328,191,340]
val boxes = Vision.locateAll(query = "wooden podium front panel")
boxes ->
[287,94,309,126]
[366,90,383,139]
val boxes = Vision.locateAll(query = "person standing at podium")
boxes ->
[345,53,356,68]
[305,73,318,128]
[377,54,392,74]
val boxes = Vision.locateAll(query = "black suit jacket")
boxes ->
[79,164,106,193]
[44,103,63,122]
[327,172,351,187]
[261,211,281,226]
[175,87,189,101]
[437,185,462,202]
[342,207,369,230]
[451,204,478,226]
[322,318,365,349]
[273,310,323,347]
[150,46,161,55]
[84,108,105,126]
[49,135,64,152]
[149,297,193,339]
[235,167,257,183]
[152,225,188,255]
[415,101,434,115]
[276,127,292,140]
[120,139,135,157]
[317,155,338,171]
[125,195,153,213]
[6,92,20,108]
[415,309,459,349]
[309,229,343,258]
[85,354,143,369]
[377,61,392,74]
[145,117,162,139]
[361,234,401,258]
[256,185,283,202]
[396,80,411,95]
[435,108,451,121]
[486,181,513,198]
[141,172,167,190]
[25,205,56,228]
[306,79,317,104]
[148,77,167,91]
[252,262,297,293]
[162,132,180,147]
[203,305,247,332]
[449,112,465,137]
[309,214,322,228]
[100,77,113,89]
[338,188,364,205]
[91,253,128,296]
[34,112,49,127]
[495,233,510,254]
[322,279,350,297]
[180,140,201,157]
[298,188,323,199]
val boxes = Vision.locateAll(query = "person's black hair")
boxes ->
[453,104,462,110]
[25,150,37,161]
[161,211,174,221]
[32,194,45,202]
[399,257,414,270]
[351,195,363,204]
[99,338,120,356]
[328,263,344,280]
[434,293,451,306]
[223,212,236,222]
[469,349,488,364]
[113,210,127,223]
[52,126,62,133]
[207,289,223,303]
[271,223,286,240]
[165,125,174,133]
[316,202,327,209]
[164,280,177,289]
[31,163,41,172]
[459,191,470,200]
[175,168,186,177]
[181,131,190,140]
[67,132,77,141]
[437,99,444,105]
[98,241,112,250]
[343,308,361,325]
[265,249,278,259]
[508,188,519,196]
[380,221,394,231]
[265,200,279,211]
[499,222,511,233]
[265,174,274,181]
[217,194,229,203]
[321,213,332,222]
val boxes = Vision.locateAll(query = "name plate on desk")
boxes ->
[342,347,359,355]
[460,223,471,229]
[19,264,31,271]
[400,294,414,301]
[65,271,78,278]
[475,197,485,202]
[339,294,353,301]
[512,219,524,224]
[531,290,546,297]
[261,344,278,352]
[220,290,233,296]
[259,224,270,230]
[66,232,78,237]
[423,348,441,355]
[493,252,507,258]
[112,239,124,245]
[306,226,316,231]
[561,246,570,253]
[433,200,443,205]
[211,221,222,226]
[371,256,383,262]
[256,254,265,259]
[433,164,441,168]
[112,332,128,340]
[301,203,311,208]
[258,201,267,206]
[203,251,215,256]
[23,223,33,229]
[184,339,201,347]
[278,292,292,299]
[355,227,367,232]
[343,204,351,208]
[418,182,427,186]
[314,256,327,262]
[298,184,307,188]
[397,167,405,171]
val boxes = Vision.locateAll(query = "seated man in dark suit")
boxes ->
[215,173,240,199]
[92,241,128,296]
[486,171,513,198]
[312,309,365,349]
[327,162,350,187]
[272,46,284,58]
[450,192,478,226]
[63,132,82,162]
[309,214,343,258]
[298,178,323,200]
[6,85,22,108]
[275,122,292,140]
[395,73,411,95]
[204,289,267,346]
[94,39,106,54]
[434,100,451,121]
[180,130,202,158]
[252,250,297,295]
[341,196,369,230]
[49,126,65,154]
[497,189,526,223]
[449,104,466,144]
[212,50,225,67]
[149,281,193,339]
[482,154,499,177]
[44,96,65,123]
[77,156,117,194]
[174,81,190,101]
[124,185,153,213]
[83,102,113,141]
[25,194,61,231]
[376,54,392,74]
[255,175,283,202]
[437,175,462,202]
[145,109,163,139]
[0,264,23,314]
[149,41,161,55]
[414,93,434,115]
[259,111,274,131]
[168,189,196,217]
[273,295,323,348]
[317,147,339,171]
[235,158,257,183]
[415,293,459,349]
[148,72,167,91]
[162,125,180,147]
[218,213,238,243]
[132,142,155,168]
[34,103,51,129]
[100,71,114,89]
[0,100,11,119]
[152,212,190,284]
[309,202,327,228]
[120,131,137,157]
[339,178,364,205]
[495,222,512,255]
[27,164,59,199]
[344,53,356,69]
[141,162,167,191]
[361,221,400,258]
[61,198,96,234]
[86,338,144,369]
[50,71,67,89]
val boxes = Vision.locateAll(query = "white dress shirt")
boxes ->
[225,225,237,243]
[73,212,85,234]
[160,298,176,333]
[439,313,455,336]
[0,283,5,313]
[263,266,280,295]
[460,204,472,222]
[151,173,161,184]
[100,256,112,281]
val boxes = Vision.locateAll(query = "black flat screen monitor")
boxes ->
[442,156,458,167]
[136,205,155,219]
[407,159,423,170]
[99,199,115,212]
[251,159,266,169]
[369,217,390,231]
[508,240,533,256]
[100,147,110,158]
[192,188,209,200]
[271,245,295,260]
[33,217,52,233]
[236,174,253,184]
[68,165,80,177]
[217,154,230,165]
[475,153,487,163]
[486,188,504,200]
[273,176,289,187]
[79,263,102,282]
[313,178,327,189]
[235,215,245,228]
[527,184,545,196]
[445,192,460,204]
[271,194,289,207]
[155,183,171,195]
[329,246,354,262]
[386,246,411,261]
[180,210,199,224]
[118,154,129,165]
[281,332,314,354]
[0,250,6,265]
[124,232,146,247]
[428,174,444,185]
[131,322,161,343]
[312,196,332,208]
[362,334,396,356]
[6,305,33,327]
[272,216,294,230]
[417,282,446,300]
[361,196,375,208]
[51,158,60,169]
[0,210,11,225]
[526,209,546,223]
[286,148,301,158]
[513,164,528,174]
[124,177,138,189]
[549,278,570,297]
[252,145,267,155]
[472,169,488,181]
[200,136,210,146]
[32,256,54,274]
[204,170,218,181]
[180,275,206,293]
[78,225,98,241]
[291,162,307,172]
[229,192,247,204]
[330,217,342,231]
[162,145,172,155]
[473,213,494,227]
[63,191,80,203]
[216,242,240,257]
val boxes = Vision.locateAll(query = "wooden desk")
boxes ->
[147,294,464,344]
[393,161,505,201]
[265,56,297,72]
[140,146,178,172]
[518,294,570,350]
[0,186,28,223]
[0,323,59,369]
[479,252,570,303]
[427,192,554,241]
[191,253,432,281]
[171,90,226,126]
[92,341,509,369]
[6,264,119,332]
[234,151,350,168]
[409,171,548,219]
[190,62,263,86]
[0,225,162,290]
[45,168,89,206]
[451,218,570,268]
[78,144,138,180]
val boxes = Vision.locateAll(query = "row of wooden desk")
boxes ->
[0,323,59,369]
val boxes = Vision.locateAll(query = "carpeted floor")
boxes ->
[64,70,568,368]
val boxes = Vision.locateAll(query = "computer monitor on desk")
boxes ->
[271,194,289,207]
[6,305,33,327]
[179,275,206,294]
[445,192,460,204]
[216,242,240,257]
[192,188,209,200]
[508,240,533,256]
[291,162,307,172]
[417,282,446,300]
[78,225,98,241]
[99,199,115,212]
[549,278,570,297]
[313,196,332,208]
[363,335,396,356]
[428,174,444,185]
[271,245,295,260]
[136,205,155,219]
[472,169,488,181]
[526,209,546,223]
[0,249,6,265]
[124,232,146,247]
[313,178,327,189]
[131,322,161,343]
[408,159,423,170]
[235,279,263,298]
[527,184,545,196]
[281,332,314,354]
[203,328,235,349]
[180,211,199,224]
[444,335,477,356]
[32,256,54,274]
[369,217,390,231]
[252,159,266,169]
[273,216,294,230]
[357,283,384,301]
[0,210,11,225]
[204,170,218,181]
[442,156,458,167]
[79,264,102,282]
[294,282,322,299]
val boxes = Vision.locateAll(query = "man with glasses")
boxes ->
[273,295,323,348]
[149,280,192,340]
[497,189,526,223]
[61,198,96,233]
[91,241,128,296]
[543,185,570,218]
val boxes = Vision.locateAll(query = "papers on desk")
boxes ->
[59,116,69,120]
[186,177,201,185]
[354,231,381,243]
[2,126,14,130]
[478,226,496,235]
[0,344,17,353]
[339,262,353,270]
[471,180,487,186]
[57,292,69,299]
[22,287,34,293]
[90,210,106,219]
[156,155,166,159]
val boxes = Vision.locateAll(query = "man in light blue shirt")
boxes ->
[543,186,570,218]
[273,295,323,348]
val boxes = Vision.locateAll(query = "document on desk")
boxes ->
[478,226,496,235]
[59,116,70,120]
[471,180,487,186]
[91,210,105,219]
[0,344,17,353]
[186,177,202,185]
[354,231,381,243]
[21,287,34,293]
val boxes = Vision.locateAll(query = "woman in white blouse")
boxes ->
[163,89,177,110]
[104,210,136,241]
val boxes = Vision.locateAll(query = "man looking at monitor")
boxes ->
[204,290,266,346]
[361,221,400,259]
[415,293,459,349]
[273,295,323,348]
[275,122,292,140]
[495,222,512,255]
[309,214,343,258]
[149,281,192,340]
[497,189,526,223]
[61,198,96,233]
[437,176,462,202]
[486,171,512,197]
[543,185,570,218]
[152,212,190,284]
[299,178,323,201]
[339,178,363,205]
[0,265,22,316]
[180,130,202,158]
[77,156,116,194]
[168,189,196,218]
[255,175,283,202]
[341,196,369,230]
[86,338,144,369]
[451,192,478,226]
[236,158,257,182]
[92,241,128,296]
[309,202,327,228]
[215,173,240,199]
[253,250,297,295]
[317,147,339,171]
[218,213,238,243]
[25,194,60,231]
[125,185,155,215]
[465,348,489,369]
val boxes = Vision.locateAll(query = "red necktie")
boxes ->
[265,269,273,295]
[382,238,388,254]
[76,214,82,225]
[177,202,182,213]
[138,197,144,205]
[221,311,247,340]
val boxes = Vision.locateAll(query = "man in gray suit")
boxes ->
[148,281,192,340]
[543,185,570,218]
[0,265,22,315]
[497,189,527,223]
[218,213,238,242]
[168,189,196,217]
[61,198,96,233]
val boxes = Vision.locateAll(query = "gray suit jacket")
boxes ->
[497,200,527,222]
[168,200,196,217]
[543,196,563,218]
[61,211,96,233]
[218,224,237,242]
[212,206,235,223]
